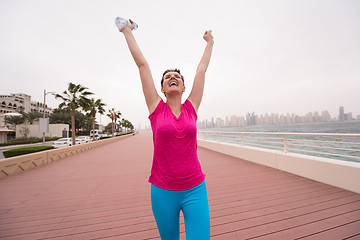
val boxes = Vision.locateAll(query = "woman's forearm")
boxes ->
[120,24,160,113]
[196,40,214,74]
[123,30,148,68]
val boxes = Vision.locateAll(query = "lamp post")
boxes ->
[42,89,55,143]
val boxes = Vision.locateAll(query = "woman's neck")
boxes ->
[166,96,182,118]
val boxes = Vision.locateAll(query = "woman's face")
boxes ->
[161,72,185,97]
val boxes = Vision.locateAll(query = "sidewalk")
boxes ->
[0,132,359,239]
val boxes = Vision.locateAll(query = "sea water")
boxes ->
[199,121,360,163]
[203,121,360,134]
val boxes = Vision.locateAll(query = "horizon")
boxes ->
[1,91,358,130]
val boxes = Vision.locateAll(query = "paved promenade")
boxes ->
[0,132,359,239]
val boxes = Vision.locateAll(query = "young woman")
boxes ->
[119,19,214,240]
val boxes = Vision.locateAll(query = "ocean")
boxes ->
[198,121,360,163]
[200,121,360,134]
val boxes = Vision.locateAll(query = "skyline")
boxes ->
[1,91,359,130]
[197,106,359,129]
[1,0,359,128]
[3,91,358,130]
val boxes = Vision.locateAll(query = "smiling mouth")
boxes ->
[169,81,178,87]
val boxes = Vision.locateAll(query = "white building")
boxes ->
[0,93,53,127]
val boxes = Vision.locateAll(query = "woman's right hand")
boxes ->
[119,19,136,33]
[203,30,214,43]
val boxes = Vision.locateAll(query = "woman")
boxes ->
[119,19,214,240]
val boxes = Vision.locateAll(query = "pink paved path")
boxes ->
[0,132,359,239]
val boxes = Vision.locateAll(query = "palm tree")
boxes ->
[128,121,134,132]
[106,108,121,137]
[5,116,24,128]
[86,98,106,141]
[22,112,42,124]
[121,118,127,134]
[121,118,134,134]
[55,82,93,145]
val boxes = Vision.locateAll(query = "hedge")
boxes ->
[99,136,112,140]
[3,146,55,158]
[99,131,135,140]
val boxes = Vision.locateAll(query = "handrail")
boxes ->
[198,131,360,162]
[200,131,360,137]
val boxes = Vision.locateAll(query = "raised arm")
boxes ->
[119,19,161,114]
[188,30,214,112]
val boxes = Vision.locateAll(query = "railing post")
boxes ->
[200,132,206,140]
[217,133,220,142]
[282,134,288,153]
[240,133,244,145]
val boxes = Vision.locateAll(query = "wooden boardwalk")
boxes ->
[0,132,359,240]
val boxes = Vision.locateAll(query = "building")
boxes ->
[215,118,225,128]
[246,112,256,126]
[321,111,331,122]
[338,106,355,121]
[345,112,353,121]
[0,93,53,127]
[339,106,345,121]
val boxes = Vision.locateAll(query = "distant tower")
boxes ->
[339,106,345,121]
[251,112,256,125]
[246,112,251,125]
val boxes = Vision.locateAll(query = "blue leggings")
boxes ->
[151,180,210,240]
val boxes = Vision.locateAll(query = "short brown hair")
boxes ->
[161,69,185,87]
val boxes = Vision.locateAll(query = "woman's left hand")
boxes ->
[203,30,214,43]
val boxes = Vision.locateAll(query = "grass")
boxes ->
[3,146,54,158]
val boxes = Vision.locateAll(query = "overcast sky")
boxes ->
[1,0,359,129]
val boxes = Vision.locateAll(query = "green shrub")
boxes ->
[122,131,135,136]
[99,132,135,140]
[99,136,112,140]
[3,146,54,158]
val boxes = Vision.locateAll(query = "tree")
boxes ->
[22,112,42,124]
[5,116,24,127]
[74,111,91,134]
[116,121,122,134]
[106,108,121,137]
[121,118,134,134]
[86,98,106,141]
[19,126,30,139]
[121,118,127,134]
[50,108,91,134]
[55,83,93,144]
[50,108,71,124]
[104,123,112,134]
[128,121,134,132]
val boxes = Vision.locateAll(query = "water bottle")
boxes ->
[115,17,138,30]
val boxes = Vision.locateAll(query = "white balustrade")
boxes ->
[198,131,360,162]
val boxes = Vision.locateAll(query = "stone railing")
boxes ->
[0,134,134,179]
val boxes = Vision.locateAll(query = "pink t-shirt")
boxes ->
[148,99,205,191]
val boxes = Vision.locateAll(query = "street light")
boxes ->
[42,89,55,143]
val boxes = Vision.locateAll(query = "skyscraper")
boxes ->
[339,106,345,121]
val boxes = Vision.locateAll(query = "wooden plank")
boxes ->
[0,132,359,240]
